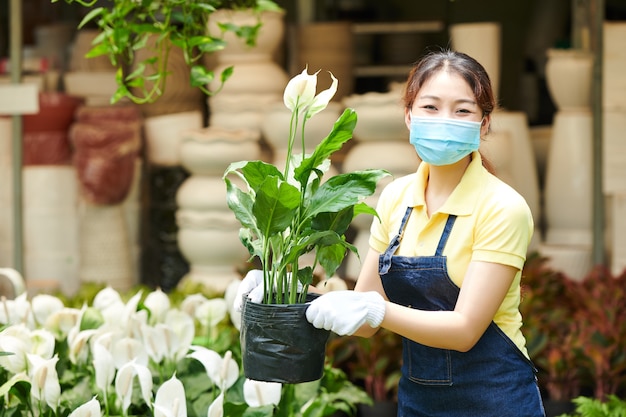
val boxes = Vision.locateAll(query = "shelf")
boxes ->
[353,65,414,78]
[352,21,445,35]
[351,21,446,79]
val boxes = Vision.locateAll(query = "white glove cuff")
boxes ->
[365,291,386,328]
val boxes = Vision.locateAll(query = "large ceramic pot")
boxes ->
[241,293,330,383]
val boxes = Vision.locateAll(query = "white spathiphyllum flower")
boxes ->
[115,360,153,414]
[283,67,317,114]
[207,391,224,417]
[283,67,338,119]
[153,374,187,417]
[31,294,64,327]
[142,323,173,364]
[44,307,82,340]
[0,324,32,373]
[30,328,56,360]
[179,293,209,318]
[195,298,227,329]
[68,327,97,365]
[0,293,33,327]
[93,287,123,311]
[111,337,149,369]
[144,287,170,324]
[164,309,195,362]
[243,379,282,407]
[92,341,116,393]
[28,353,61,412]
[68,396,101,417]
[187,346,238,391]
[207,392,224,417]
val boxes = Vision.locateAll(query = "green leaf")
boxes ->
[294,108,357,186]
[306,170,389,219]
[190,65,215,87]
[77,7,104,29]
[225,178,257,233]
[312,206,354,235]
[253,177,300,236]
[236,161,284,192]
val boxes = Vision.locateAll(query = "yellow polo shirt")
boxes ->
[369,151,533,356]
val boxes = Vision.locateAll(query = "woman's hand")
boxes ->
[306,290,386,335]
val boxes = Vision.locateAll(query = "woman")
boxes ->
[237,50,545,416]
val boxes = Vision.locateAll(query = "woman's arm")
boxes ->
[353,248,517,351]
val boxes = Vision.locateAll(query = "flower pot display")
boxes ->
[22,92,84,165]
[70,105,142,205]
[241,294,330,383]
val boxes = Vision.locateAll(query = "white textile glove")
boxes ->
[233,270,265,312]
[306,290,386,336]
[233,269,303,312]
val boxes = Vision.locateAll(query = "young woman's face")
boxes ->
[405,70,490,135]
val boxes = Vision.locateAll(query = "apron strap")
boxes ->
[379,206,413,275]
[434,215,457,256]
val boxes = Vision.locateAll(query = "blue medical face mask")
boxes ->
[409,115,482,166]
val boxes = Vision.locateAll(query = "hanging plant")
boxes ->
[52,0,282,103]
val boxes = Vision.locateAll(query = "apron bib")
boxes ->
[379,207,545,417]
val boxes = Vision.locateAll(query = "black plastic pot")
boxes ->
[241,293,330,384]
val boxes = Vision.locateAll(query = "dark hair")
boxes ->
[402,50,496,117]
[403,49,497,173]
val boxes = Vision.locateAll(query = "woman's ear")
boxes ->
[404,108,412,130]
[481,114,491,136]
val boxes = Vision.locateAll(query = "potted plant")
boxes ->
[52,0,282,103]
[223,68,389,383]
[520,254,626,416]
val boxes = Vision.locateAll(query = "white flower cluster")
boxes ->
[0,282,281,417]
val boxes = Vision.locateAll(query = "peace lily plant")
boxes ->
[223,68,390,304]
[0,284,370,416]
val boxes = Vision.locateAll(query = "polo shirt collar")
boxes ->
[409,151,484,216]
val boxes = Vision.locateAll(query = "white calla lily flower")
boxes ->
[115,360,153,413]
[28,353,61,411]
[243,379,282,407]
[68,396,101,417]
[153,374,187,417]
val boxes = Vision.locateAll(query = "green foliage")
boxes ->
[521,254,626,402]
[224,106,389,304]
[51,0,281,103]
[557,395,626,417]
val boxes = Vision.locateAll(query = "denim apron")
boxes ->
[379,207,545,417]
